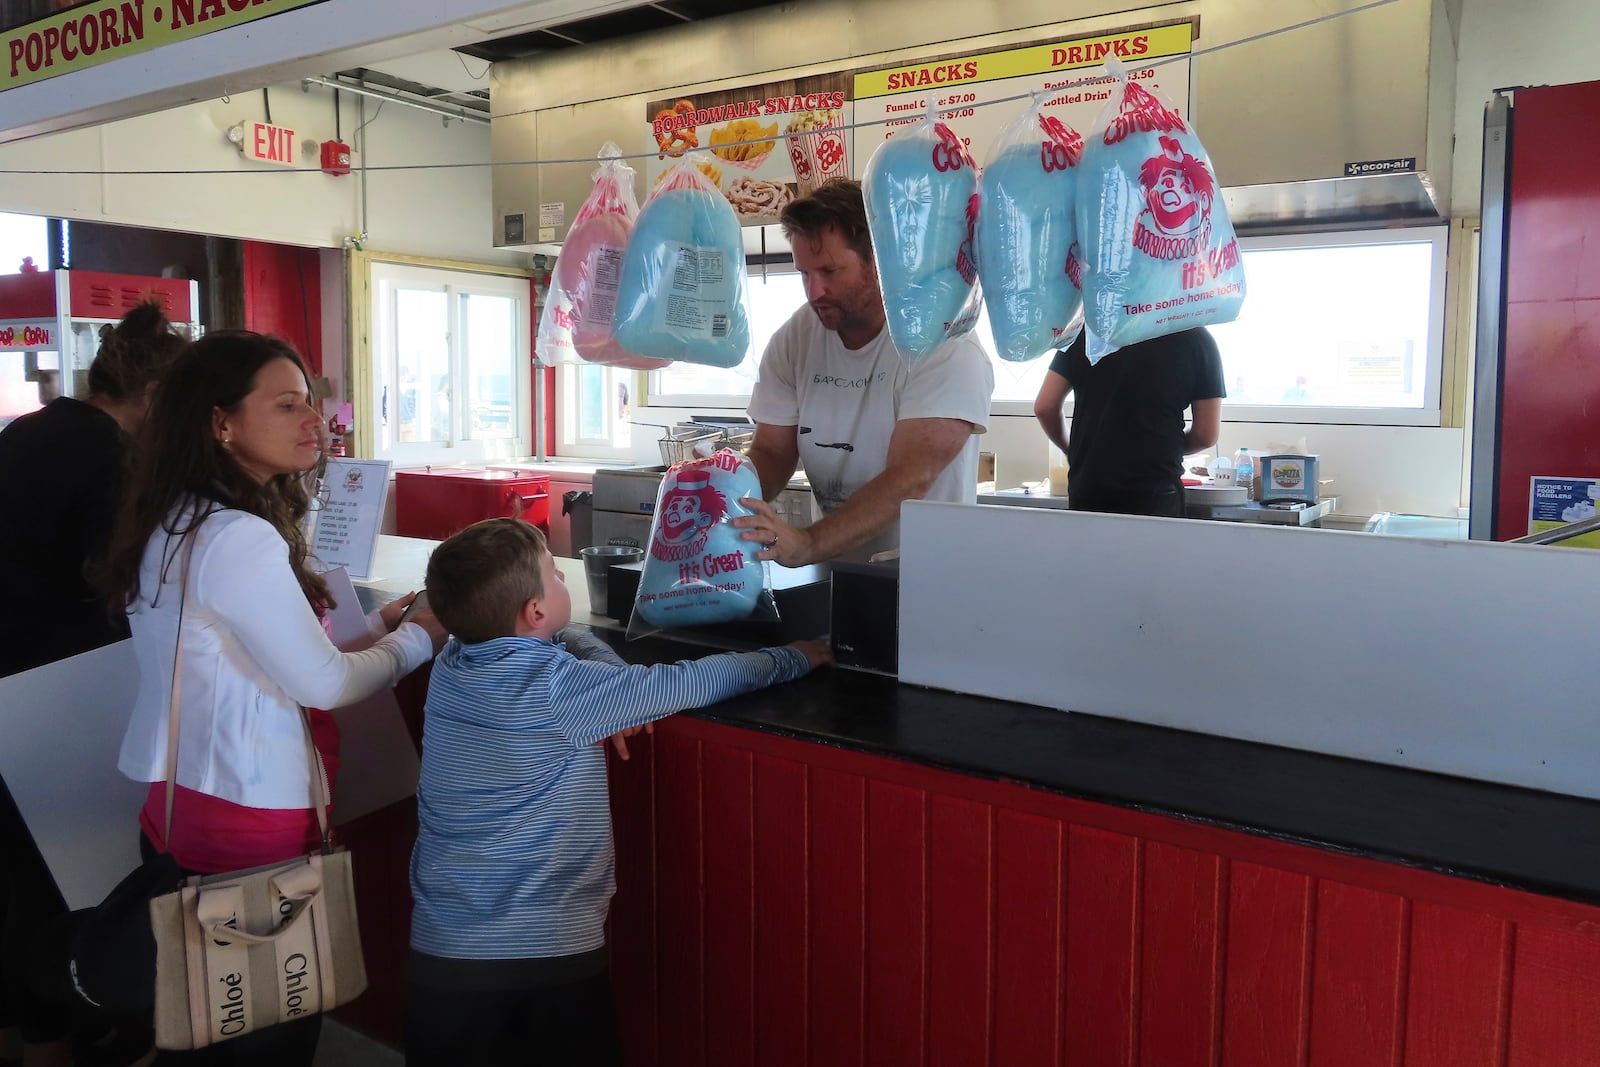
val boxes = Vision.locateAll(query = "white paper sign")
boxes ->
[311,458,390,580]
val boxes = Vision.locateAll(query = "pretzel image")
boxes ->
[655,99,700,157]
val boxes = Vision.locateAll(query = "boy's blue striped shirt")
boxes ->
[409,626,809,959]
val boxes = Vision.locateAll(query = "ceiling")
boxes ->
[345,0,792,117]
[454,0,793,61]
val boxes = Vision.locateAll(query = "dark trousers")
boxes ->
[0,775,69,1044]
[1068,482,1187,518]
[136,834,323,1067]
[405,969,622,1067]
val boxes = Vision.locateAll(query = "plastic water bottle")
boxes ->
[1233,449,1255,495]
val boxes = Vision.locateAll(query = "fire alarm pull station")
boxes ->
[321,140,352,176]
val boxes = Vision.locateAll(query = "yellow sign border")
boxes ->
[854,22,1195,100]
[4,0,327,94]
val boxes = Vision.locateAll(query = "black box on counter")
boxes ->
[605,561,832,644]
[829,560,899,676]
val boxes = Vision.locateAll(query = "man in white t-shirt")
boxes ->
[735,180,995,563]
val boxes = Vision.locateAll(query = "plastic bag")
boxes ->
[977,97,1086,362]
[628,449,778,636]
[535,145,668,370]
[613,153,752,368]
[1075,56,1245,363]
[862,112,983,360]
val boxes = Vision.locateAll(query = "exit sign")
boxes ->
[242,121,297,166]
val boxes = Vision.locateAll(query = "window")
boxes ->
[1210,227,1447,424]
[370,263,531,465]
[643,266,1058,412]
[630,226,1447,427]
[647,271,800,406]
[556,361,635,456]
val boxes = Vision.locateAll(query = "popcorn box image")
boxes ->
[785,110,851,195]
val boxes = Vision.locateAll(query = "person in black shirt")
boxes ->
[1033,328,1225,517]
[0,301,185,1067]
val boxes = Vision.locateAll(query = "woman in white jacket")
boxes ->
[100,330,446,1066]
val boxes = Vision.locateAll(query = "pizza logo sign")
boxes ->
[1133,135,1216,262]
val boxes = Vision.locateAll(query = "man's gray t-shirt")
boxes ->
[748,306,994,559]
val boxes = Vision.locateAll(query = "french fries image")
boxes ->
[654,158,725,189]
[709,118,779,166]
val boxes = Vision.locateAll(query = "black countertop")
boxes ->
[594,629,1600,907]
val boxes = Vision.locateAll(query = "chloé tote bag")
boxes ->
[146,537,368,1050]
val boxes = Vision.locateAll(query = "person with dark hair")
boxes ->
[0,301,186,677]
[406,518,827,1067]
[735,178,995,564]
[1033,327,1225,517]
[97,331,447,1066]
[0,301,186,1067]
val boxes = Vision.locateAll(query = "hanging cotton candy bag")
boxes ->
[536,144,667,370]
[1075,56,1245,363]
[613,153,751,367]
[862,113,983,360]
[977,96,1086,362]
[628,450,779,637]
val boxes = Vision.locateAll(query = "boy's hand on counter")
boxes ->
[378,591,420,632]
[789,639,833,670]
[606,722,654,761]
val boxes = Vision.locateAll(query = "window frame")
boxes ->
[584,224,1452,432]
[368,262,532,467]
[1207,225,1450,427]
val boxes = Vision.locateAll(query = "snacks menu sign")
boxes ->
[641,21,1193,229]
[4,0,328,93]
[852,23,1195,171]
[643,72,855,226]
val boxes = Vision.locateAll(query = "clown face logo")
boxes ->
[1133,135,1217,261]
[653,470,728,558]
[342,467,364,491]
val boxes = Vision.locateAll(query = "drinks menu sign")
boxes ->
[639,21,1194,228]
[852,23,1195,169]
[311,458,389,581]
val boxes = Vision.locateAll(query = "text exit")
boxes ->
[243,121,296,166]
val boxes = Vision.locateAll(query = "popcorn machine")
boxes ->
[0,268,201,416]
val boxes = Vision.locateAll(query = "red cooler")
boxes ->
[393,466,551,541]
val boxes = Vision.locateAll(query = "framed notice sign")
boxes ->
[312,458,390,580]
[1528,476,1600,549]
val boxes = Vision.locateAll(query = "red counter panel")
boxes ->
[606,716,1600,1067]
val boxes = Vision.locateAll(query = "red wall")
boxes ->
[1495,80,1600,539]
[607,716,1600,1067]
[241,240,323,376]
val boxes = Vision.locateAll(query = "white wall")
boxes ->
[1452,0,1600,214]
[899,501,1600,799]
[0,82,523,265]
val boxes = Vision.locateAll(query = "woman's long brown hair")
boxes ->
[100,330,332,612]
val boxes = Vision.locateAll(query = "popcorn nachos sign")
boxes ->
[5,0,326,93]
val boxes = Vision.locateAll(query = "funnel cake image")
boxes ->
[784,109,850,194]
